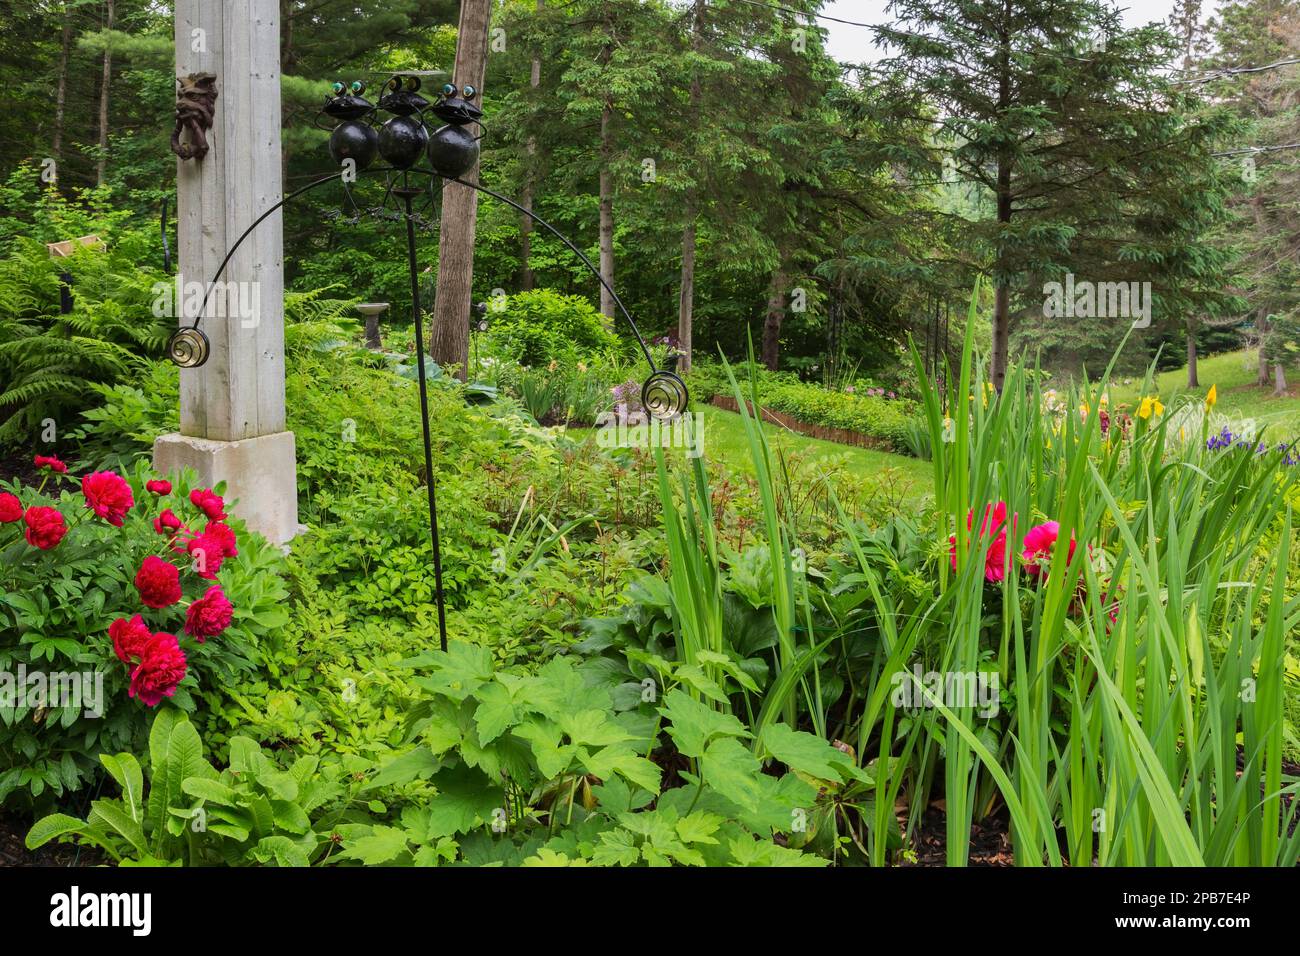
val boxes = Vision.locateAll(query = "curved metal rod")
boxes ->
[183,165,658,372]
[434,171,655,371]
[186,172,343,327]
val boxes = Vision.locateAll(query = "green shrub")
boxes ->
[686,360,917,452]
[485,289,619,366]
[0,462,289,809]
[26,708,362,866]
[332,646,848,866]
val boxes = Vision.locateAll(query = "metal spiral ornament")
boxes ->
[641,370,689,421]
[167,327,211,369]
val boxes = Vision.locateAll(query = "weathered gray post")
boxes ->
[154,0,298,544]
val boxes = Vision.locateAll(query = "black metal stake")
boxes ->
[400,184,449,652]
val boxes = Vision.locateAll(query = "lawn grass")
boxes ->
[1108,348,1300,439]
[563,404,932,500]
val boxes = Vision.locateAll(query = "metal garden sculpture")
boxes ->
[164,73,689,652]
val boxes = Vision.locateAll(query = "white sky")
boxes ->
[820,0,1213,64]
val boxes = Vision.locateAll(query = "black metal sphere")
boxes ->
[377,115,429,169]
[328,120,379,170]
[426,125,479,179]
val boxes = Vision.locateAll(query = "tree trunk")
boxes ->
[52,6,73,161]
[1257,310,1271,386]
[677,214,696,373]
[598,94,616,325]
[519,0,542,291]
[675,0,705,374]
[762,263,788,371]
[280,0,294,189]
[1274,362,1288,396]
[96,0,115,187]
[1186,322,1198,388]
[430,0,492,380]
[989,14,1012,392]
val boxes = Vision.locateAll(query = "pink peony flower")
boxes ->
[128,632,188,706]
[82,471,135,527]
[189,488,226,522]
[187,533,227,580]
[949,501,1013,582]
[23,506,67,550]
[184,584,233,641]
[1020,521,1077,579]
[145,479,172,495]
[34,455,67,474]
[200,521,238,559]
[135,555,182,609]
[109,614,153,664]
[153,508,185,535]
[0,492,21,523]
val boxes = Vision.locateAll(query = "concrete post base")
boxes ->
[153,431,298,545]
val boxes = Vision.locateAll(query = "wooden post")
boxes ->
[154,0,298,545]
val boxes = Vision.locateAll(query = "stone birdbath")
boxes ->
[356,302,390,350]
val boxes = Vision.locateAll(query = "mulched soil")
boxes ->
[901,807,1015,867]
[0,448,43,488]
[0,811,106,867]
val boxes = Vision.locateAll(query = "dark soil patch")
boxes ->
[0,811,106,867]
[901,807,1016,867]
[0,448,44,488]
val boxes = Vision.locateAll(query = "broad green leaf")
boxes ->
[699,737,764,813]
[99,753,144,820]
[661,689,750,759]
[25,813,87,850]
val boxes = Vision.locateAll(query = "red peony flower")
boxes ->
[201,521,238,559]
[949,501,1013,582]
[23,506,67,550]
[1020,520,1077,579]
[109,614,153,664]
[189,488,226,522]
[184,584,233,641]
[128,632,188,707]
[153,508,185,535]
[0,492,21,523]
[145,479,172,495]
[186,533,227,580]
[135,555,182,609]
[82,471,135,527]
[34,455,67,474]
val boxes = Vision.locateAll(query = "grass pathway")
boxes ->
[563,404,933,500]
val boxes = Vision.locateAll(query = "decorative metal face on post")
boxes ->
[377,76,429,170]
[426,83,483,180]
[323,81,378,170]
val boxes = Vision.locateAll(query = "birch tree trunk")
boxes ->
[598,94,616,325]
[52,5,73,161]
[96,0,115,187]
